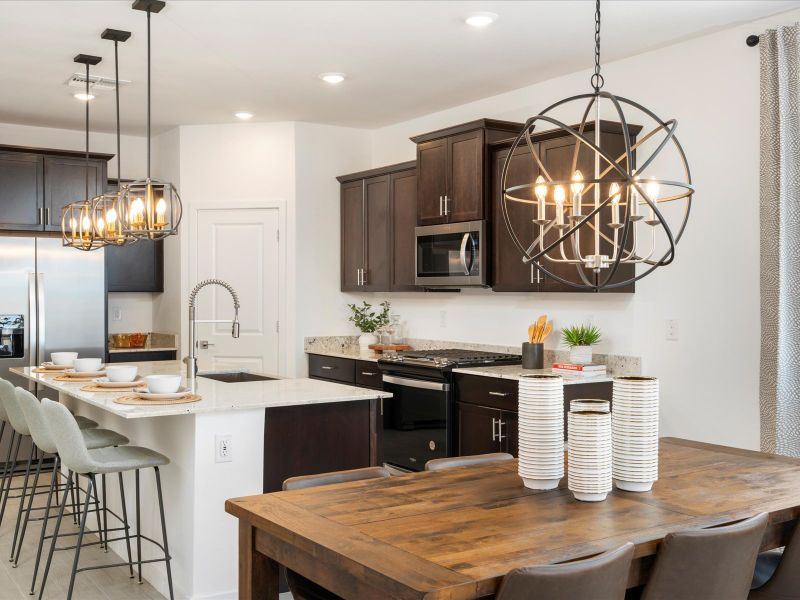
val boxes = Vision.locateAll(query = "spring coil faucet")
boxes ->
[185,278,241,380]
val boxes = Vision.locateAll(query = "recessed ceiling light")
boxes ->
[465,12,498,28]
[234,111,254,120]
[319,72,346,84]
[73,92,95,101]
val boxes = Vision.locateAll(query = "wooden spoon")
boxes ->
[534,314,547,342]
[539,322,553,342]
[527,324,537,344]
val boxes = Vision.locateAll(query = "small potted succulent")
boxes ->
[347,300,391,350]
[561,324,602,365]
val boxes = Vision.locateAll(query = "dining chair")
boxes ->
[641,512,768,600]
[750,517,800,599]
[496,542,634,600]
[424,452,514,471]
[282,466,392,600]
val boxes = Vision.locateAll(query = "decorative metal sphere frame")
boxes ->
[120,178,182,240]
[500,90,694,291]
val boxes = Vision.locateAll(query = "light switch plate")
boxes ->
[112,308,122,321]
[665,319,679,341]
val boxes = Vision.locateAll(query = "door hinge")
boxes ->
[276,229,280,242]
[275,320,280,333]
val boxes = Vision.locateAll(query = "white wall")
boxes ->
[342,9,800,451]
[108,292,156,333]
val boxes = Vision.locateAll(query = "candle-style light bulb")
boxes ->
[629,175,642,221]
[96,217,105,233]
[554,185,566,226]
[570,170,583,218]
[70,217,78,236]
[534,175,547,222]
[155,197,167,228]
[131,197,145,229]
[646,178,660,223]
[610,182,621,227]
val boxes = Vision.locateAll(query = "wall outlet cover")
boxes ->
[215,433,233,463]
[112,308,123,321]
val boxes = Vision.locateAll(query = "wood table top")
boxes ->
[226,438,800,599]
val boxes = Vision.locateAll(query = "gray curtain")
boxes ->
[760,24,800,456]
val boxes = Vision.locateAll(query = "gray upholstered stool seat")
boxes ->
[424,452,515,471]
[82,428,129,450]
[85,446,169,473]
[74,415,98,430]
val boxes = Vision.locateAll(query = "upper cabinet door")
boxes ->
[106,240,164,293]
[363,175,390,291]
[341,179,366,291]
[492,144,542,292]
[390,169,419,291]
[0,152,44,231]
[43,156,105,231]
[416,138,448,225]
[447,129,484,223]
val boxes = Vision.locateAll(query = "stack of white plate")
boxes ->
[568,401,612,502]
[518,374,564,490]
[612,376,659,492]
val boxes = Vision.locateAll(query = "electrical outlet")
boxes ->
[439,310,447,328]
[665,319,679,341]
[215,434,233,463]
[112,308,122,321]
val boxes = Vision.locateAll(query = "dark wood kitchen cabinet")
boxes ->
[0,145,111,233]
[337,161,418,293]
[411,119,523,226]
[457,402,518,456]
[105,240,164,292]
[491,121,639,293]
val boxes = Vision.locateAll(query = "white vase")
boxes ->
[569,345,593,364]
[358,333,378,350]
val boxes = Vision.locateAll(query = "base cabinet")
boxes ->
[457,402,517,456]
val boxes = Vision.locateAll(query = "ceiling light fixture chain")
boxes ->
[591,0,604,93]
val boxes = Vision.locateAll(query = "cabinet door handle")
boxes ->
[361,371,377,376]
[444,196,450,216]
[489,391,510,397]
[320,365,337,371]
[439,195,443,216]
[37,208,43,225]
[45,207,50,224]
[491,417,498,441]
[498,420,507,442]
[362,268,368,285]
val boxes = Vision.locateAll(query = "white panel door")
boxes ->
[194,208,280,374]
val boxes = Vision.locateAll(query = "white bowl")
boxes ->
[105,365,139,383]
[73,358,103,373]
[51,352,78,366]
[145,374,182,394]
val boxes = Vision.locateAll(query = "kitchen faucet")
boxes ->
[184,278,240,380]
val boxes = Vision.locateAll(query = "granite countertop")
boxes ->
[452,364,612,385]
[108,346,178,354]
[10,361,391,419]
[306,347,382,362]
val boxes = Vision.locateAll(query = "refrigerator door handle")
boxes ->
[36,273,45,367]
[28,273,37,370]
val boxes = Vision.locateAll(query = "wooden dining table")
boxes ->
[225,438,800,599]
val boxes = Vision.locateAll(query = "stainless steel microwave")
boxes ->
[415,221,486,287]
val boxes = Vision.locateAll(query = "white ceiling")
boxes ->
[1,0,797,135]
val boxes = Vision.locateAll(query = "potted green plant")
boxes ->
[347,300,391,349]
[561,324,602,365]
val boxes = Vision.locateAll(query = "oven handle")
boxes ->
[382,374,450,392]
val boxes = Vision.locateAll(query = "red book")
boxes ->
[551,362,606,372]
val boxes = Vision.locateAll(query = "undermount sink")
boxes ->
[198,371,277,383]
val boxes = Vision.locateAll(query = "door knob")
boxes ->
[198,340,215,349]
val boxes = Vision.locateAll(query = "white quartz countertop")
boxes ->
[452,364,613,384]
[10,361,391,419]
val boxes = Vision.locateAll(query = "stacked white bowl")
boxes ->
[518,374,564,490]
[568,400,612,502]
[612,376,659,492]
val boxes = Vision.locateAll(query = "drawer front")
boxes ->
[455,373,518,412]
[308,354,356,384]
[355,360,382,390]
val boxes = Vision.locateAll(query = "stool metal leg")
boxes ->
[10,444,35,562]
[12,451,44,566]
[154,467,174,600]
[101,474,108,552]
[66,475,94,600]
[91,475,104,550]
[38,470,73,600]
[135,468,142,584]
[0,429,14,503]
[0,431,22,527]
[30,456,60,594]
[118,472,134,578]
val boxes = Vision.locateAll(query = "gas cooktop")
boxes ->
[379,348,521,369]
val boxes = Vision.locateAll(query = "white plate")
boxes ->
[136,388,191,401]
[93,377,145,388]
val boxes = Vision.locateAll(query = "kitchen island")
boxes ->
[10,361,391,600]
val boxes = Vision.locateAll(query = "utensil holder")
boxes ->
[521,342,544,369]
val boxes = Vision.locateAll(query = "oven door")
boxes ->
[381,374,450,471]
[415,221,485,287]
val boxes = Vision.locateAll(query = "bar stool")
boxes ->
[496,542,634,600]
[282,466,392,600]
[750,517,800,599]
[40,398,174,600]
[14,386,131,593]
[424,452,515,471]
[641,512,768,600]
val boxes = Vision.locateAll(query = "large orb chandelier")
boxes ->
[501,0,694,291]
[62,54,107,251]
[120,0,182,241]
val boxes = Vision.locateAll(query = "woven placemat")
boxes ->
[32,368,62,374]
[114,394,202,406]
[81,384,147,392]
[54,374,105,382]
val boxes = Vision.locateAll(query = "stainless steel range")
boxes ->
[378,349,520,471]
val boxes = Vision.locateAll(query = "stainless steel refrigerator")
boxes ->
[0,237,106,464]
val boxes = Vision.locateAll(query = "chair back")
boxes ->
[40,399,94,474]
[15,387,57,454]
[496,542,634,600]
[0,378,30,435]
[283,466,391,491]
[749,517,800,599]
[642,512,768,600]
[425,452,514,471]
